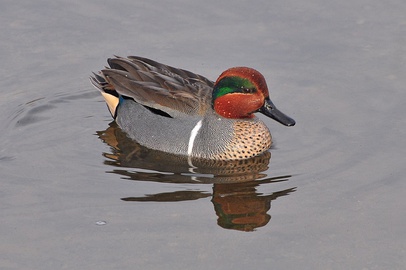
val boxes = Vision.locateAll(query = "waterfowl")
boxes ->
[91,56,295,161]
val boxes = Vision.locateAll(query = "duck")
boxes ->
[91,56,295,161]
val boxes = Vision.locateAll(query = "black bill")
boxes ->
[259,98,296,126]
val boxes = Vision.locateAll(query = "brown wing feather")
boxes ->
[100,56,214,117]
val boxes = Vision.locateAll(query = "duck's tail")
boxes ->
[90,72,119,118]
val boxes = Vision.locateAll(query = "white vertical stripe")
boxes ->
[187,120,203,167]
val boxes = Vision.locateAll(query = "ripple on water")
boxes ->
[9,90,100,128]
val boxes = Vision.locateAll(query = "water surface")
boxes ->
[1,1,405,269]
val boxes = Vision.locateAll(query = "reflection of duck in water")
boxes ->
[122,178,295,232]
[98,122,296,231]
[212,182,295,232]
[91,56,295,164]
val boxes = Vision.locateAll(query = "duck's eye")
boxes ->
[241,87,255,93]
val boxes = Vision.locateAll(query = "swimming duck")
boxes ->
[91,56,295,161]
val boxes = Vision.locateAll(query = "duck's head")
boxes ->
[212,67,295,126]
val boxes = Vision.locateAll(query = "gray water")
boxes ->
[1,1,405,269]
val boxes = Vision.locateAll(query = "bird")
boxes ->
[91,56,295,161]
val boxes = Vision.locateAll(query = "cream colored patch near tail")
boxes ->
[101,92,119,117]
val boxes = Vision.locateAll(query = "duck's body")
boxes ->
[91,56,295,161]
